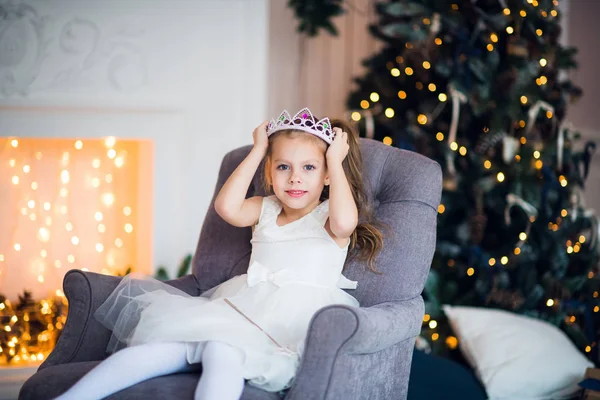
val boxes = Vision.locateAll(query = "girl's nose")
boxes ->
[289,173,301,184]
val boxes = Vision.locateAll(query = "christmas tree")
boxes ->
[346,0,599,360]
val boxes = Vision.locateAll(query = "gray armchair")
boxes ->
[20,138,441,400]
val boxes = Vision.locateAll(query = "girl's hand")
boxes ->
[253,120,270,156]
[326,127,349,165]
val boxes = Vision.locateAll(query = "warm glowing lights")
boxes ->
[560,177,568,187]
[3,138,141,333]
[370,92,379,102]
[61,170,70,184]
[38,228,50,243]
[446,336,458,349]
[102,193,115,207]
[385,108,395,118]
[383,137,393,146]
[438,93,447,102]
[537,76,548,85]
[351,112,361,121]
[417,114,428,125]
[535,160,543,169]
[519,232,527,241]
[105,136,116,148]
[497,172,505,182]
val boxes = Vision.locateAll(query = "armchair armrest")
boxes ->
[286,296,424,400]
[40,270,122,370]
[40,271,200,370]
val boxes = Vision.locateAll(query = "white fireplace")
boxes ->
[0,4,268,395]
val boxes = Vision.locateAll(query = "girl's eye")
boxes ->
[276,165,289,171]
[304,165,316,171]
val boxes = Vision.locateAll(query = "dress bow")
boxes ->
[247,261,285,287]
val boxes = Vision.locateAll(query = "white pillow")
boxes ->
[443,305,593,400]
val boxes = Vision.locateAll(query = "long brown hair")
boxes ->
[262,119,384,273]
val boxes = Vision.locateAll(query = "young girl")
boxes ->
[55,107,383,400]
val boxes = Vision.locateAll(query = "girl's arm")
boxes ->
[326,130,358,238]
[214,121,269,227]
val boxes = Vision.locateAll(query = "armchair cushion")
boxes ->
[20,362,280,400]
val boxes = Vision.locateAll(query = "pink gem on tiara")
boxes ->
[266,107,336,145]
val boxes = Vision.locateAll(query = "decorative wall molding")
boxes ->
[0,0,147,97]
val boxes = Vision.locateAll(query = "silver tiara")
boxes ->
[266,107,335,144]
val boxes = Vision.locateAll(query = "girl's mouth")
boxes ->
[286,190,307,198]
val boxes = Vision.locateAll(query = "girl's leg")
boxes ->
[194,341,245,400]
[55,341,189,400]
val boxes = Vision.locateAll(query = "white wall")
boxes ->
[0,0,268,278]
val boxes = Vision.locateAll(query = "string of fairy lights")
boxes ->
[348,1,598,352]
[0,136,137,365]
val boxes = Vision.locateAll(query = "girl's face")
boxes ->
[268,134,329,211]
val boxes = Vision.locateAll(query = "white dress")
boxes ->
[94,196,359,392]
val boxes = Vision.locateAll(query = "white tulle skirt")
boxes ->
[94,272,358,392]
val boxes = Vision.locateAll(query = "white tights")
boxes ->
[54,341,245,400]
